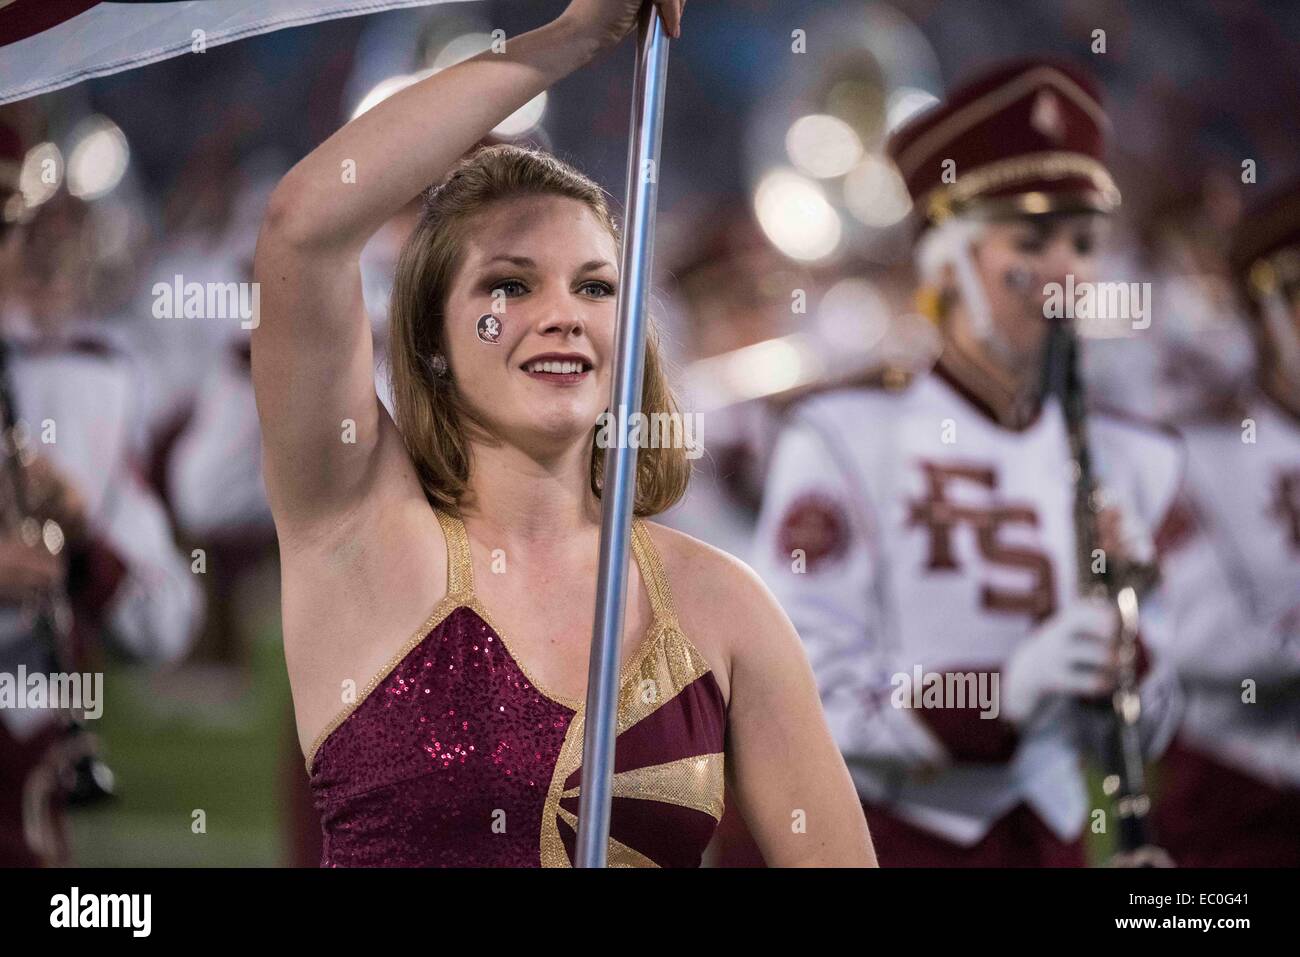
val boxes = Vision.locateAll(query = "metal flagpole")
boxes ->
[574,3,672,869]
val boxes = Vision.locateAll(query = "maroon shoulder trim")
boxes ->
[0,0,100,48]
[933,357,1045,433]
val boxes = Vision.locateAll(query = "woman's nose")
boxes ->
[534,293,585,337]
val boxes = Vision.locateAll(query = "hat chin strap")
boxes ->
[950,237,1020,368]
[918,216,1019,369]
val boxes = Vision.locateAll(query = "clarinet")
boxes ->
[1040,320,1169,867]
[0,340,115,809]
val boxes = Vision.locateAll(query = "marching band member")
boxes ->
[658,208,802,561]
[753,59,1183,866]
[0,123,203,865]
[1151,179,1300,866]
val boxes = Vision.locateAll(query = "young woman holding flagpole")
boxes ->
[251,0,875,867]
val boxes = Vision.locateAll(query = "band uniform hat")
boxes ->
[887,58,1122,229]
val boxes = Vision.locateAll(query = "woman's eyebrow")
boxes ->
[480,252,616,274]
[484,254,536,268]
[481,254,615,273]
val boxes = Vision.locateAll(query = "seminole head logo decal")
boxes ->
[477,313,502,344]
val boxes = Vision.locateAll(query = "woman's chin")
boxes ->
[504,406,601,453]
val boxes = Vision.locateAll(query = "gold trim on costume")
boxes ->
[435,507,475,599]
[462,594,584,710]
[304,590,463,772]
[555,806,658,868]
[538,616,722,868]
[440,506,589,708]
[538,522,725,868]
[561,752,726,822]
[630,519,678,626]
[305,509,473,769]
[923,151,1121,224]
[305,510,727,871]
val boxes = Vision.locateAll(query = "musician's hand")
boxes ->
[1002,598,1119,726]
[1095,502,1156,568]
[23,454,88,546]
[0,534,64,604]
[1096,505,1124,559]
[560,0,685,49]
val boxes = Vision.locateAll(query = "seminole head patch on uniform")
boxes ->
[776,492,851,573]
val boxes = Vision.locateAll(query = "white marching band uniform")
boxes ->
[752,370,1184,846]
[166,337,272,538]
[1158,394,1300,788]
[0,336,202,741]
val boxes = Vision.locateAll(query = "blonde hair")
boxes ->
[387,143,690,516]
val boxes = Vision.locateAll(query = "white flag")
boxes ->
[0,0,478,105]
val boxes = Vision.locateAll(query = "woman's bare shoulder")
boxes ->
[638,521,762,598]
[637,521,793,661]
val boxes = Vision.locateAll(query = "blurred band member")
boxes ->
[659,211,812,866]
[753,60,1184,866]
[659,210,806,561]
[1151,180,1300,867]
[0,121,203,865]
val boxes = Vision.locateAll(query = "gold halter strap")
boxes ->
[434,510,678,626]
[630,519,678,627]
[434,508,475,600]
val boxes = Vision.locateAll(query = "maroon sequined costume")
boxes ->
[306,511,727,867]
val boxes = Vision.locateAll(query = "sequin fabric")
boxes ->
[306,510,727,867]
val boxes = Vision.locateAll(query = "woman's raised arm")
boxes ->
[251,2,683,530]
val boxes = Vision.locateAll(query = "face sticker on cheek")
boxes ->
[476,313,502,344]
[1003,266,1036,293]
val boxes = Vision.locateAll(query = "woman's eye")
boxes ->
[580,281,615,298]
[1074,235,1096,256]
[491,279,528,297]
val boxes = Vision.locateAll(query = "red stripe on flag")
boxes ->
[0,0,101,48]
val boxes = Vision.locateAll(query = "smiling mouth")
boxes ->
[521,357,593,384]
